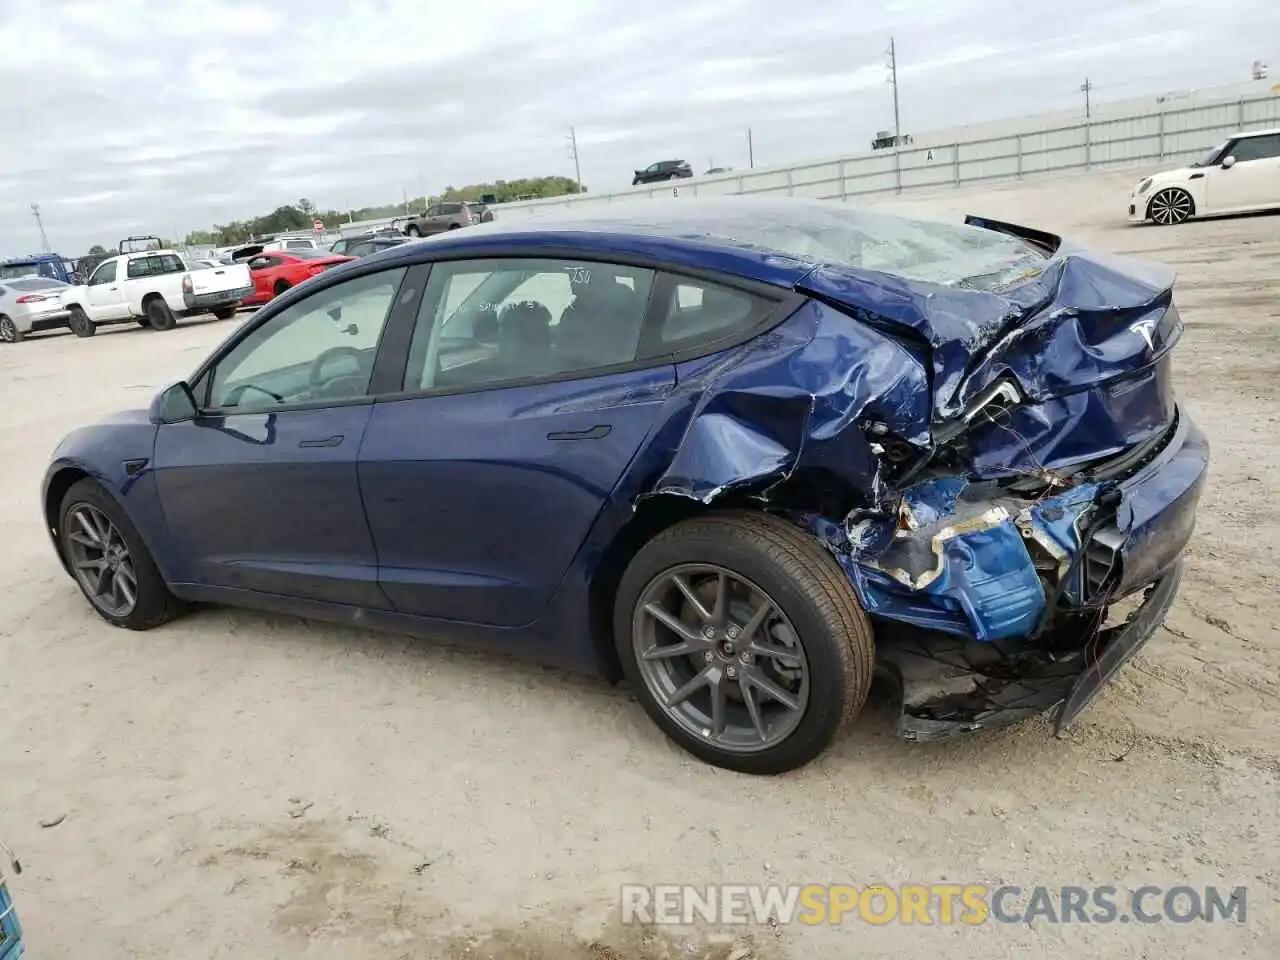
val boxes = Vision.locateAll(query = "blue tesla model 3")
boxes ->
[42,198,1208,774]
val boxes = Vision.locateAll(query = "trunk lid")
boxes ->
[797,215,1182,476]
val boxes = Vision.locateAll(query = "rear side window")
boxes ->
[646,277,772,354]
[126,256,156,279]
[285,240,314,250]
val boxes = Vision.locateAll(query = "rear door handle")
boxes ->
[299,435,344,448]
[547,424,611,441]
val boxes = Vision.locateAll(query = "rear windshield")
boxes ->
[287,249,335,260]
[7,277,67,290]
[542,200,1050,290]
[0,262,57,281]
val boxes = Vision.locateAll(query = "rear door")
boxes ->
[358,256,675,627]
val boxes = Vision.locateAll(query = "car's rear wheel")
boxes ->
[273,280,291,297]
[68,306,95,338]
[212,307,236,320]
[447,223,461,230]
[145,298,177,331]
[0,315,22,343]
[58,478,186,630]
[1148,188,1194,225]
[405,224,421,237]
[614,512,874,774]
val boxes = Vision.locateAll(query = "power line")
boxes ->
[1081,77,1093,118]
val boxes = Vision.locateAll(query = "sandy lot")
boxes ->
[2,169,1277,959]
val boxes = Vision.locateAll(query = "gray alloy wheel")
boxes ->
[0,315,20,343]
[1148,188,1194,225]
[64,502,139,618]
[631,563,810,754]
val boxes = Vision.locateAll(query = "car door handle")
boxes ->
[547,424,611,441]
[298,435,344,448]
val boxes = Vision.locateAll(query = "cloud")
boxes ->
[0,0,1275,254]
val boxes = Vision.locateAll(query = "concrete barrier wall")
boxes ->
[339,83,1280,236]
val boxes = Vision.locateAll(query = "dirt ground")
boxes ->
[1,168,1277,959]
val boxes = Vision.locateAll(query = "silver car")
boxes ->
[0,276,72,343]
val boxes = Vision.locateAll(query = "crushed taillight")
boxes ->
[15,294,46,303]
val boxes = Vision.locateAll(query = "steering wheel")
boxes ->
[309,346,367,391]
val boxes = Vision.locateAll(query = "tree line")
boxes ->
[179,176,585,247]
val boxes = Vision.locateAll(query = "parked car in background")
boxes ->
[402,201,491,237]
[40,198,1208,775]
[1129,127,1280,225]
[705,166,733,175]
[0,276,71,343]
[233,246,354,306]
[329,230,403,255]
[1,253,78,284]
[341,235,409,258]
[60,238,252,337]
[633,160,693,185]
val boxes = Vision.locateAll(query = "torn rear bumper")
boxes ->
[871,409,1207,740]
[879,561,1181,741]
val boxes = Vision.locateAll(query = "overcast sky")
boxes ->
[0,0,1275,255]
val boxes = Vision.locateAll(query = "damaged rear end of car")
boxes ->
[640,208,1208,743]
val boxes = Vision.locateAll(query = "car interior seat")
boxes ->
[497,299,554,377]
[557,275,641,366]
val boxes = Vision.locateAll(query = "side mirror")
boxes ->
[150,380,198,424]
[1221,155,1237,169]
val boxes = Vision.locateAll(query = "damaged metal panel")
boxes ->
[629,210,1207,740]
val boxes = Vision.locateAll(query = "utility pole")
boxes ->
[566,126,582,193]
[30,203,50,253]
[747,127,755,169]
[1080,77,1092,118]
[887,37,903,193]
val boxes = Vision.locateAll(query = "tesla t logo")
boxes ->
[1130,316,1159,351]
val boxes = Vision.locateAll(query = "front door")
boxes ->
[359,256,675,627]
[247,255,282,302]
[85,260,129,320]
[1207,133,1280,212]
[152,265,411,607]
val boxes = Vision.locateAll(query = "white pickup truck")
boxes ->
[61,240,253,338]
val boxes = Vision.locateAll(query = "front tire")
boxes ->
[1148,188,1194,225]
[614,512,875,775]
[58,478,186,630]
[68,306,96,338]
[405,224,421,237]
[0,314,22,343]
[145,298,177,331]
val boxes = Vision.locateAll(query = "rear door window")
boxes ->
[642,276,773,356]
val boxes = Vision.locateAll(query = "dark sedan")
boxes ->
[40,198,1207,774]
[633,160,693,185]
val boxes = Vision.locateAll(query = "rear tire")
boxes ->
[614,511,875,775]
[212,307,236,320]
[273,280,291,298]
[405,225,421,237]
[447,223,461,230]
[68,306,96,338]
[145,298,177,331]
[58,478,186,630]
[0,314,22,343]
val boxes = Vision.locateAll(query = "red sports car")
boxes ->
[235,247,354,306]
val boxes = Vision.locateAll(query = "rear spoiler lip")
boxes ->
[963,214,1062,257]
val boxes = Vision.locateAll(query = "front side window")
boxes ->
[1230,134,1280,163]
[206,267,406,411]
[89,261,116,285]
[404,258,655,392]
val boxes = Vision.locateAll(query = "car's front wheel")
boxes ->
[58,478,186,630]
[614,512,875,775]
[1148,188,1195,225]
